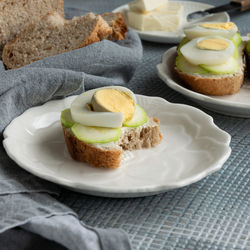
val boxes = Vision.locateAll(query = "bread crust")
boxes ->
[101,12,128,40]
[175,67,244,96]
[62,124,122,168]
[79,15,113,47]
[62,117,162,169]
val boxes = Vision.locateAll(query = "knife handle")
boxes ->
[231,0,250,11]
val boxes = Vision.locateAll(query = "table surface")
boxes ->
[61,1,250,249]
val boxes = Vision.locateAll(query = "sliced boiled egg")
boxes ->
[180,36,235,66]
[70,86,136,128]
[184,22,238,40]
[91,88,135,122]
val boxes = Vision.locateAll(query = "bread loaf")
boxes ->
[0,0,64,53]
[2,11,113,69]
[62,117,162,168]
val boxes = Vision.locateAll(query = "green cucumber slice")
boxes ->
[123,104,148,127]
[176,54,209,74]
[233,46,239,59]
[231,32,242,47]
[61,109,75,128]
[71,124,122,144]
[177,37,190,55]
[200,56,239,75]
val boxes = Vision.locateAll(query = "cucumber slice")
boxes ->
[200,56,239,75]
[231,33,241,59]
[123,104,148,127]
[231,32,242,47]
[233,46,239,59]
[177,37,190,55]
[176,54,209,74]
[61,109,75,128]
[71,124,122,144]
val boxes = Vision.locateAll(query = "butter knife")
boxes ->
[187,0,250,22]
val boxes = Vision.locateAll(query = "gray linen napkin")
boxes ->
[0,8,142,249]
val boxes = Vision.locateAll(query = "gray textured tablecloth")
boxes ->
[0,6,142,250]
[1,0,250,249]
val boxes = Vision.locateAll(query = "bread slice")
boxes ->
[0,0,64,53]
[2,11,113,69]
[62,117,162,169]
[175,68,244,96]
[101,12,128,40]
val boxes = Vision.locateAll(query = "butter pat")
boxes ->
[128,0,167,12]
[91,89,135,122]
[127,2,183,31]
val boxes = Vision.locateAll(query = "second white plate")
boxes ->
[3,95,231,197]
[157,47,250,118]
[113,1,229,43]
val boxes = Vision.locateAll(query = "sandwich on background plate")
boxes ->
[175,22,245,96]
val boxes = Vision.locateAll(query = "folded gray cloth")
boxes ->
[0,29,142,133]
[0,8,142,249]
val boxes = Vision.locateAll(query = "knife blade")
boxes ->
[187,0,250,22]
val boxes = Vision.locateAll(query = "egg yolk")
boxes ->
[91,89,135,122]
[200,22,235,31]
[196,38,229,51]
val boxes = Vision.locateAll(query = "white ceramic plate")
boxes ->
[157,46,250,118]
[3,95,231,197]
[113,1,229,43]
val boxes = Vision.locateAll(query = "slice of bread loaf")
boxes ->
[62,117,162,168]
[175,67,244,96]
[0,0,64,53]
[2,11,113,69]
[101,12,128,40]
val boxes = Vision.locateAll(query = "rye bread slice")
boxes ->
[101,12,128,40]
[0,0,64,53]
[62,117,162,169]
[2,11,112,69]
[175,67,244,96]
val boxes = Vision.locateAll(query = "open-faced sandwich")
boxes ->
[61,86,162,168]
[175,22,245,96]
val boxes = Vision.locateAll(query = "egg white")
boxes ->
[180,36,235,66]
[70,86,136,128]
[184,23,237,40]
